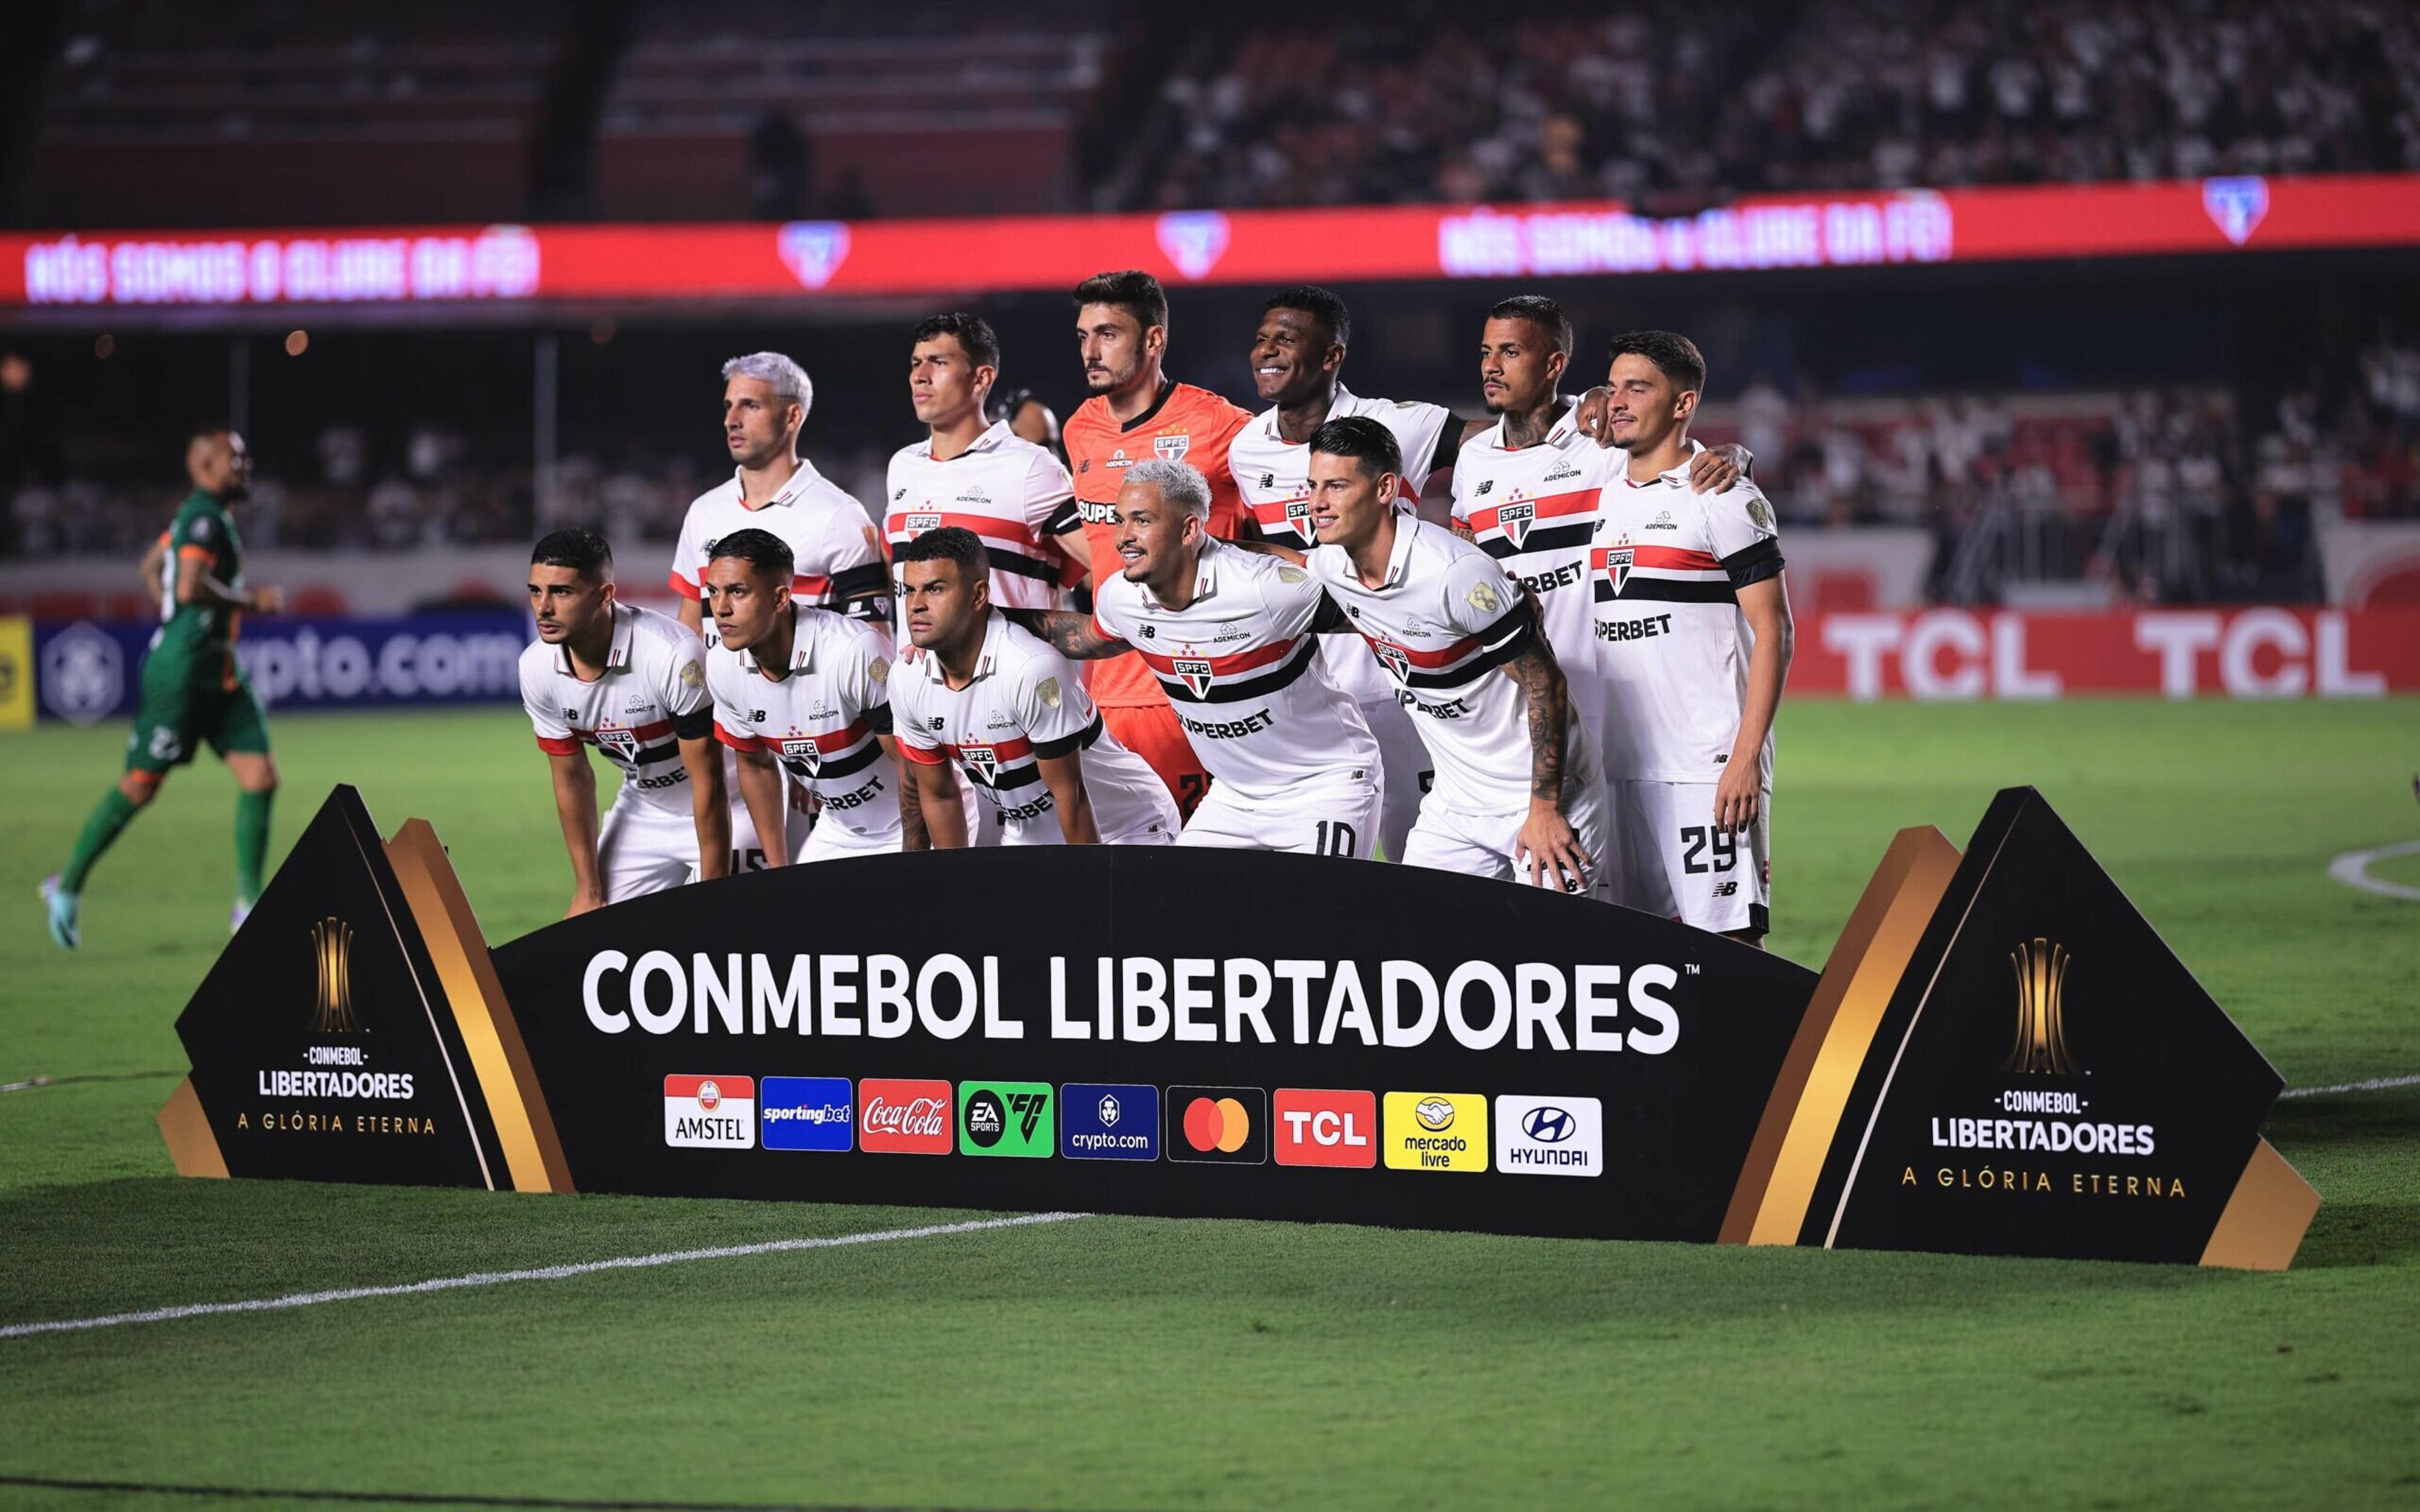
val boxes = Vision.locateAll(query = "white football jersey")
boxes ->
[707,602,902,845]
[1091,538,1378,802]
[1308,517,1595,815]
[669,457,887,633]
[1450,406,1625,733]
[1230,386,1454,704]
[883,420,1075,632]
[892,612,1177,845]
[1589,461,1785,784]
[520,602,713,816]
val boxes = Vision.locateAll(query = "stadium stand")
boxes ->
[594,0,1111,220]
[26,0,574,227]
[1109,0,2420,212]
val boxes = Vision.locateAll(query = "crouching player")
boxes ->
[701,528,910,861]
[1303,418,1606,896]
[1025,459,1383,856]
[891,527,1177,847]
[519,529,728,914]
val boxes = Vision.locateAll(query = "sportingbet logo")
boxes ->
[1492,1095,1603,1177]
[959,1080,1054,1158]
[778,221,851,290]
[1273,1088,1375,1169]
[1155,211,1230,281]
[1061,1082,1158,1161]
[858,1077,952,1155]
[664,1074,755,1150]
[760,1075,852,1152]
[1382,1091,1487,1172]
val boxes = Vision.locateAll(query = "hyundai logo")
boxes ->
[1521,1106,1577,1144]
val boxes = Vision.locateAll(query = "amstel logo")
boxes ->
[309,917,359,1034]
[2003,937,2078,1075]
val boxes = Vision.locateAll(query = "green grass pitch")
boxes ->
[2,699,2416,1508]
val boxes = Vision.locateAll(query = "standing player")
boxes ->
[1025,459,1383,856]
[669,352,887,871]
[1228,286,1458,862]
[884,314,1076,635]
[1451,296,1744,767]
[43,428,280,948]
[1590,331,1793,944]
[1049,270,1252,820]
[521,529,729,914]
[701,529,907,862]
[892,527,1176,847]
[1304,418,1605,895]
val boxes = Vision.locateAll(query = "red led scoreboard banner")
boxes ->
[9,174,2419,308]
[160,784,2320,1269]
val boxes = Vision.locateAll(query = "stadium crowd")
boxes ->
[1121,0,2420,213]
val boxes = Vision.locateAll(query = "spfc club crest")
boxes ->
[596,727,642,761]
[1155,434,1190,462]
[1173,658,1215,699]
[1284,498,1315,539]
[1497,498,1535,549]
[778,736,822,774]
[959,743,1000,785]
[1371,640,1412,683]
[1603,546,1634,596]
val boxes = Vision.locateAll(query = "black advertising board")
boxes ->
[161,785,2320,1268]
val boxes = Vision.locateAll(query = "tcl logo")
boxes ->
[859,1078,952,1155]
[1806,608,2408,700]
[1273,1088,1376,1169]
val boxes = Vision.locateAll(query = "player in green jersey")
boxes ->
[42,428,282,948]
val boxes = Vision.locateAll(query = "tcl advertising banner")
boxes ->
[1796,607,2420,699]
[32,612,527,723]
[159,786,2317,1269]
[9,174,2418,309]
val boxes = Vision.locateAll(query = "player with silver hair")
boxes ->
[1023,457,1386,857]
[667,348,889,876]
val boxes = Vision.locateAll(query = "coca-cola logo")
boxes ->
[863,1096,946,1136]
[858,1077,954,1154]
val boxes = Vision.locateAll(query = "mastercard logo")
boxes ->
[1168,1085,1267,1164]
[1182,1096,1252,1153]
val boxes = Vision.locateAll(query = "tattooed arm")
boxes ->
[1030,610,1130,661]
[1505,635,1593,893]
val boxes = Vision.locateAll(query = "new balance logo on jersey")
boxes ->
[1475,479,1493,496]
[1498,500,1535,548]
[778,736,822,773]
[1173,658,1215,699]
[1259,473,1276,490]
[1603,547,1634,596]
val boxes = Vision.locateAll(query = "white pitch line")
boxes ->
[0,1210,1087,1343]
[2279,1072,2420,1099]
[2327,840,2420,902]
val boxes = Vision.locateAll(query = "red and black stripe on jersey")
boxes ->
[1128,635,1319,705]
[1359,599,1535,692]
[885,510,1063,583]
[541,713,705,771]
[1591,539,1785,606]
[898,716,1103,791]
[1463,489,1599,559]
[717,706,893,781]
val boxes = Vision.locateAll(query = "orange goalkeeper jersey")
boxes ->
[1056,380,1253,706]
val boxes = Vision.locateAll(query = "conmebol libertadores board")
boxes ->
[159,785,2318,1268]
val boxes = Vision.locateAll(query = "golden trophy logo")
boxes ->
[309,917,360,1034]
[2003,938,2077,1075]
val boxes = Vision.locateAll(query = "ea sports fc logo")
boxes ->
[1168,1085,1267,1165]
